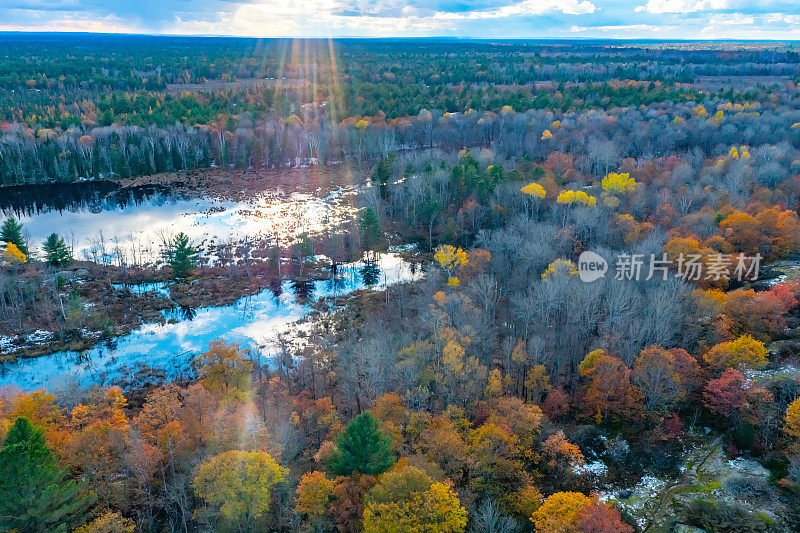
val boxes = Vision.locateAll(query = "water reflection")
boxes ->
[290,277,316,302]
[360,259,381,287]
[172,305,197,321]
[0,253,421,391]
[0,181,178,217]
[1,181,360,265]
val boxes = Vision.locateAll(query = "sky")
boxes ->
[2,0,800,39]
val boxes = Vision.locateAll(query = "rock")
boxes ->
[55,270,76,280]
[674,525,706,533]
[767,339,800,357]
[703,427,711,435]
[617,489,632,499]
[75,268,90,278]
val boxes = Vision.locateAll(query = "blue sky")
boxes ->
[2,0,800,39]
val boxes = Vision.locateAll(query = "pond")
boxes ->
[1,180,360,264]
[0,172,419,392]
[0,252,421,391]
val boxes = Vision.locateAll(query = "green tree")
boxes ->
[43,233,73,266]
[0,417,96,532]
[359,208,382,250]
[166,232,198,279]
[1,217,28,255]
[193,450,288,531]
[325,412,395,476]
[372,153,395,199]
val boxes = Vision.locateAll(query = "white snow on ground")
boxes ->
[767,274,787,286]
[573,460,608,476]
[0,335,16,352]
[599,475,668,529]
[25,330,53,344]
[745,365,800,381]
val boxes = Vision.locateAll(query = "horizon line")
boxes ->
[0,31,799,43]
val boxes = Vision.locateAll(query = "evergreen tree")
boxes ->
[359,208,382,250]
[43,233,73,266]
[0,418,96,532]
[372,153,394,199]
[166,232,198,279]
[1,217,28,255]
[325,412,395,476]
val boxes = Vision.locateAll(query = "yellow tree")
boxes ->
[362,466,467,533]
[295,471,338,532]
[578,349,606,376]
[521,182,547,218]
[521,182,546,199]
[3,242,27,264]
[785,398,800,440]
[556,190,596,207]
[601,172,636,195]
[193,450,287,530]
[507,484,544,522]
[542,259,578,280]
[74,511,136,533]
[195,340,254,402]
[531,491,592,533]
[703,334,768,371]
[434,245,468,287]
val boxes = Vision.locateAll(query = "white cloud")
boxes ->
[569,23,678,38]
[0,13,138,33]
[2,0,800,39]
[570,23,672,32]
[162,0,596,37]
[765,13,800,24]
[636,0,732,14]
[432,0,596,19]
[170,0,457,37]
[706,12,755,25]
[698,12,800,38]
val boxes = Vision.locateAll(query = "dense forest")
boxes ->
[2,36,800,533]
[2,36,800,185]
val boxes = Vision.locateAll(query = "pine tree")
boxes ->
[43,233,73,266]
[359,208,382,250]
[166,232,198,279]
[0,418,96,532]
[1,217,28,255]
[325,412,395,476]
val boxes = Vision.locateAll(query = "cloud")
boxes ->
[570,23,674,32]
[707,12,754,24]
[1,0,800,38]
[432,0,596,19]
[635,0,732,14]
[765,12,800,24]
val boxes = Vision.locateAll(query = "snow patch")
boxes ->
[573,460,608,476]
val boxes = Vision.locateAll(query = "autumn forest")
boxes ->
[1,35,800,533]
